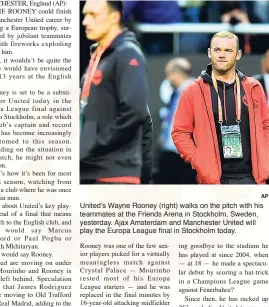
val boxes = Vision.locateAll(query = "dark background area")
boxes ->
[80,1,91,80]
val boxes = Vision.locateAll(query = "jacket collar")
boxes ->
[196,75,260,91]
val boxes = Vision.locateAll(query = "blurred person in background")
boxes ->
[253,48,269,185]
[253,49,269,104]
[200,1,269,54]
[155,58,197,184]
[80,0,153,184]
[172,31,269,185]
[246,1,269,23]
[178,0,209,53]
[123,0,183,54]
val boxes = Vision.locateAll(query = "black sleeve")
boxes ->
[141,113,153,184]
[92,46,151,154]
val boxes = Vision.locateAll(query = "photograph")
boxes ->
[3,1,269,306]
[79,0,269,185]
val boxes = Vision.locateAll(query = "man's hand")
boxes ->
[232,9,249,23]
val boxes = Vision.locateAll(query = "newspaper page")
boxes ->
[0,0,77,306]
[1,1,269,307]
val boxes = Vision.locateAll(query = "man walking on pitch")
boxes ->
[80,0,153,184]
[172,31,269,184]
[156,57,196,184]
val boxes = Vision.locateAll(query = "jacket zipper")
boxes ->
[197,82,221,177]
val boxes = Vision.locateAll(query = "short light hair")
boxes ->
[210,31,239,51]
[166,57,192,76]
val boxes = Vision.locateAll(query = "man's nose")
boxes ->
[82,16,86,26]
[82,15,91,26]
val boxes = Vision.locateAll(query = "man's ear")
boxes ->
[208,48,211,59]
[236,49,242,60]
[110,11,121,25]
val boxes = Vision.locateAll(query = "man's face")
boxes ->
[166,70,177,89]
[226,147,232,155]
[82,0,113,41]
[208,37,241,73]
[165,64,179,89]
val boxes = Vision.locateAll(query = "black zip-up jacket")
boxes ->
[80,29,153,183]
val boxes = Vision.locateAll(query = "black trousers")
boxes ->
[220,176,256,184]
[155,150,197,184]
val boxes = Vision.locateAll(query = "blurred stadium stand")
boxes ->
[135,23,269,54]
